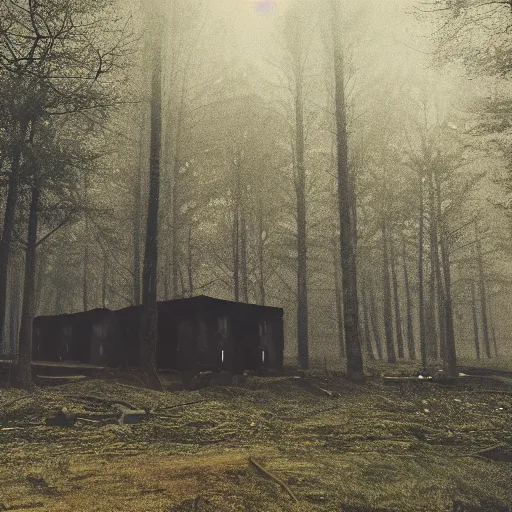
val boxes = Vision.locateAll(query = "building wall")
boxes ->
[32,296,285,373]
[112,305,141,367]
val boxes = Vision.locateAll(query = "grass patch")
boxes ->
[0,368,511,511]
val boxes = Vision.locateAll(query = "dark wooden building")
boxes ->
[33,308,115,365]
[32,296,284,376]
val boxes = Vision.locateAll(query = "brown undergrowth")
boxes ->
[0,367,511,511]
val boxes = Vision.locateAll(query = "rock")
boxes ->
[45,407,77,427]
[188,371,213,390]
[118,409,147,425]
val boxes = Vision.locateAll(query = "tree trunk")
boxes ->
[170,86,186,300]
[333,231,345,359]
[12,185,39,389]
[331,0,364,382]
[133,118,144,306]
[55,283,64,315]
[360,282,375,361]
[471,281,480,360]
[187,226,193,297]
[177,262,187,298]
[34,245,47,316]
[474,219,491,358]
[232,211,240,302]
[140,9,164,391]
[7,255,22,357]
[435,251,447,362]
[257,197,265,306]
[430,171,447,361]
[402,237,416,360]
[382,220,396,363]
[435,173,456,377]
[418,173,427,369]
[427,170,439,361]
[488,295,498,357]
[163,249,171,300]
[232,156,240,302]
[170,161,180,299]
[83,191,89,312]
[368,277,383,360]
[439,240,457,377]
[390,238,404,359]
[426,260,437,361]
[0,118,29,352]
[240,203,249,304]
[294,47,309,371]
[101,252,108,309]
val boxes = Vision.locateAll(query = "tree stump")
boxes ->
[45,407,77,427]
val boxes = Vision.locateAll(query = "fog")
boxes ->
[1,0,511,384]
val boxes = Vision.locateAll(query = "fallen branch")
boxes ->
[300,380,339,397]
[0,426,39,431]
[249,457,299,503]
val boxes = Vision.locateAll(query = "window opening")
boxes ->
[218,316,228,336]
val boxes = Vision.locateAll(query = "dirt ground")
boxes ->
[1,363,512,512]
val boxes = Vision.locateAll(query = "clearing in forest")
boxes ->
[0,367,511,511]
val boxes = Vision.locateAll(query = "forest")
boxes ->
[2,1,512,511]
[1,0,511,387]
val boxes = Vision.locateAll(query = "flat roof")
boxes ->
[158,295,284,314]
[35,295,284,320]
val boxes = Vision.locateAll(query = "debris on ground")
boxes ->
[44,407,77,427]
[0,365,511,511]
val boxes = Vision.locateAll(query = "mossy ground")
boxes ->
[0,364,511,511]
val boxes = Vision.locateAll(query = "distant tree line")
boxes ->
[0,0,510,389]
